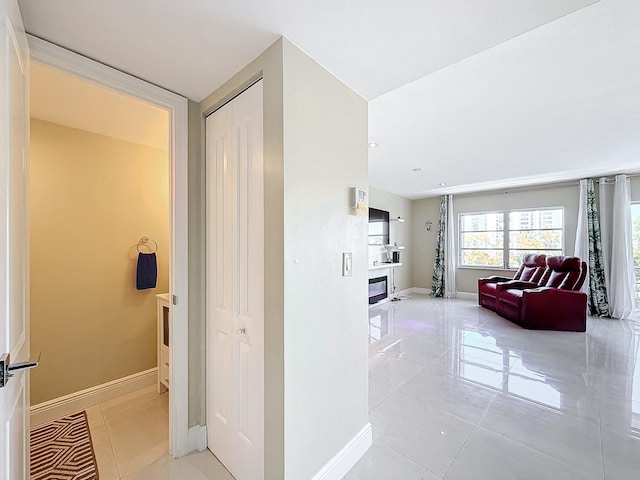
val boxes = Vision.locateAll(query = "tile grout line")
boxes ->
[475,392,603,478]
[377,439,445,479]
[99,401,123,480]
[442,390,498,479]
[380,388,487,478]
[598,403,606,480]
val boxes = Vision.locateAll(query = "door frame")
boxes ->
[27,36,191,456]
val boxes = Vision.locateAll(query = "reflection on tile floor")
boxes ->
[347,294,640,480]
[73,294,640,479]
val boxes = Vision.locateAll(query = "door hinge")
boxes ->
[172,295,178,305]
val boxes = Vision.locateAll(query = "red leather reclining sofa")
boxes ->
[478,255,587,332]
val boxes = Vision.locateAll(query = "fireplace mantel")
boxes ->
[369,262,402,271]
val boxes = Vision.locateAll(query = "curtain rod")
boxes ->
[595,172,640,182]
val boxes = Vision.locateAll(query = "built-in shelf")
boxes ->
[369,262,402,271]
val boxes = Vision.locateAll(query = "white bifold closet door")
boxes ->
[205,80,264,480]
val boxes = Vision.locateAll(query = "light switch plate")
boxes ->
[342,252,353,276]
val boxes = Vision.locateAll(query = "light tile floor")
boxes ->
[85,381,234,479]
[85,294,640,479]
[85,385,171,479]
[346,294,640,480]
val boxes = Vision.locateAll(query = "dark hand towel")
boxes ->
[136,252,157,290]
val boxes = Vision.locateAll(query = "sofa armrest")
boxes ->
[478,275,513,284]
[478,275,515,306]
[495,280,538,293]
[521,287,587,331]
[478,276,513,290]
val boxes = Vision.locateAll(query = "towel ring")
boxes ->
[137,236,158,253]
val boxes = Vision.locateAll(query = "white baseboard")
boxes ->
[187,424,207,452]
[30,368,157,427]
[311,423,372,480]
[406,288,476,301]
[411,287,430,295]
[456,291,476,300]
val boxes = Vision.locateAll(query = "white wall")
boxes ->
[632,176,640,201]
[282,39,369,480]
[412,183,581,294]
[369,187,413,292]
[454,183,580,293]
[411,177,640,295]
[198,37,369,479]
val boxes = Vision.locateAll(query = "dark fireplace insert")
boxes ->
[369,276,388,304]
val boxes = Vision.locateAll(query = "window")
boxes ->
[459,208,563,269]
[632,203,640,301]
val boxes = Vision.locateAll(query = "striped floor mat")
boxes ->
[30,411,99,480]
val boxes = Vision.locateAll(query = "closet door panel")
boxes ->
[206,80,264,480]
[205,101,235,469]
[232,81,264,480]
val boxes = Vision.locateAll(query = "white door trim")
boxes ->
[27,35,190,456]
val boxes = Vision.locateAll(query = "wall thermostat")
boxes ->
[351,187,367,208]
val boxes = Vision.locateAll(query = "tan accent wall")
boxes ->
[411,196,441,290]
[369,187,414,292]
[29,118,169,405]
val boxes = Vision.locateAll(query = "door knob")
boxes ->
[235,328,246,335]
[1,352,40,388]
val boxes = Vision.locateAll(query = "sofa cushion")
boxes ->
[499,289,524,308]
[544,256,583,290]
[521,253,547,268]
[519,266,538,282]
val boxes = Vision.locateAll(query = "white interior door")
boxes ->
[206,80,264,480]
[0,1,30,479]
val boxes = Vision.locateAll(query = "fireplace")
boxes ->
[369,276,388,304]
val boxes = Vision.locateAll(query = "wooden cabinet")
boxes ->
[156,293,170,393]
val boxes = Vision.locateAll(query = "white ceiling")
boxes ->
[20,0,639,199]
[17,0,596,101]
[369,0,640,198]
[31,62,169,150]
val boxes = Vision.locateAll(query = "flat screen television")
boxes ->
[368,207,389,246]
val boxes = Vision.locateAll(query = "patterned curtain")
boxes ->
[582,179,610,316]
[431,195,447,297]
